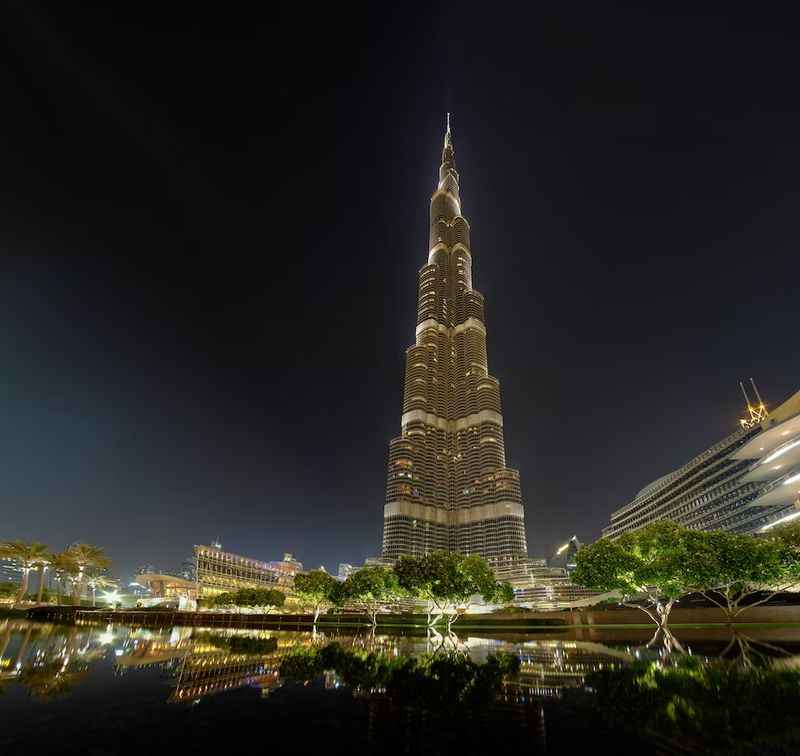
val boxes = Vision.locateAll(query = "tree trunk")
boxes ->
[91,586,97,607]
[36,565,47,603]
[655,598,674,629]
[16,568,30,603]
[313,606,321,625]
[621,598,673,630]
[73,568,86,603]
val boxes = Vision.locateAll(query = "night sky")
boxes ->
[2,4,800,580]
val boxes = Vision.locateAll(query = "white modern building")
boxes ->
[605,387,800,538]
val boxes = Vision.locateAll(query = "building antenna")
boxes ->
[750,377,765,408]
[739,379,768,429]
[740,381,752,408]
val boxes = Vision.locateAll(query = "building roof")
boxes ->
[136,573,196,588]
[731,390,800,461]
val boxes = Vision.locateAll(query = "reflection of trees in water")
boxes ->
[278,642,550,754]
[644,626,685,655]
[586,655,800,753]
[19,660,89,698]
[0,623,95,699]
[279,641,520,710]
[8,618,800,754]
[718,628,794,669]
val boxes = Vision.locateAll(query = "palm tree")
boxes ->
[65,544,110,603]
[34,552,54,604]
[0,542,51,603]
[51,552,78,605]
[85,575,116,607]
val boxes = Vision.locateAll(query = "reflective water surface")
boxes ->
[2,619,800,755]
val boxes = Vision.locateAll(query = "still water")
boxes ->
[2,619,800,755]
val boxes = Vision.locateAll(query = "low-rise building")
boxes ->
[266,553,303,584]
[194,544,283,597]
[0,557,21,588]
[135,573,198,609]
[494,557,601,610]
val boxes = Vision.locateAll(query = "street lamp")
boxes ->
[102,590,121,608]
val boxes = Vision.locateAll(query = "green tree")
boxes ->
[279,641,521,714]
[572,522,690,632]
[65,544,110,603]
[680,529,794,620]
[212,588,285,611]
[395,551,513,631]
[51,552,79,605]
[293,570,339,624]
[588,656,800,753]
[0,541,50,603]
[340,566,404,626]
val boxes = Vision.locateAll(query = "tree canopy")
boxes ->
[572,521,691,629]
[212,588,285,609]
[340,566,404,625]
[293,570,340,622]
[395,551,514,629]
[0,541,52,602]
[678,529,793,619]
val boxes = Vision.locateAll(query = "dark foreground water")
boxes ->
[3,620,800,755]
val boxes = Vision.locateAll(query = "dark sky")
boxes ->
[2,3,799,579]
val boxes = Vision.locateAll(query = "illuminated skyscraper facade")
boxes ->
[382,118,528,566]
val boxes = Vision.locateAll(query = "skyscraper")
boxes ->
[382,117,528,567]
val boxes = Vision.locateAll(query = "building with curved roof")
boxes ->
[604,389,800,538]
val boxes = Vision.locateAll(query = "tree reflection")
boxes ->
[19,660,89,698]
[279,641,520,712]
[644,625,685,655]
[586,655,800,752]
[718,628,793,669]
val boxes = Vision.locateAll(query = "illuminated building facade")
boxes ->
[194,544,283,597]
[604,389,800,538]
[136,573,198,601]
[493,558,600,610]
[382,117,528,566]
[0,557,21,589]
[266,553,303,582]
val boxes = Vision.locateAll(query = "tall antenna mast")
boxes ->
[739,379,768,429]
[740,381,752,407]
[750,377,765,408]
